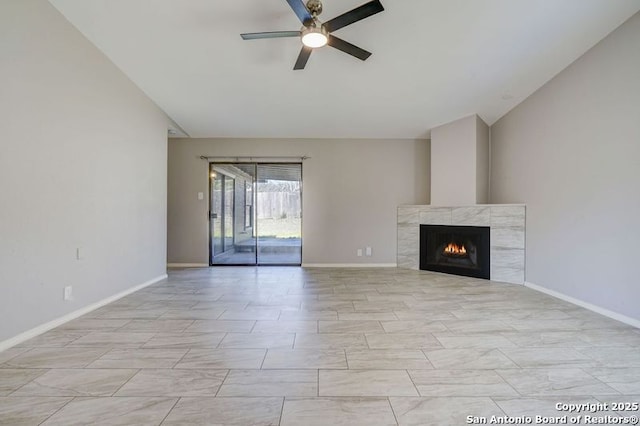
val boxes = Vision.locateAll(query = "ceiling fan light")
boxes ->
[301,27,328,48]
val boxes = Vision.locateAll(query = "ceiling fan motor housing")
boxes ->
[306,0,323,16]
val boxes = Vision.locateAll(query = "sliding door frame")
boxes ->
[208,161,303,266]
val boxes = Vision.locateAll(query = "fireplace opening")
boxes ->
[420,225,490,279]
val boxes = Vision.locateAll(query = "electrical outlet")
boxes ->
[63,286,73,301]
[357,249,363,257]
[365,247,372,256]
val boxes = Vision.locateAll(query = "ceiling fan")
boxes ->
[241,0,384,70]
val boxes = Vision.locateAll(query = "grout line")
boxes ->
[110,368,142,396]
[278,396,286,426]
[387,397,400,426]
[214,369,232,397]
[158,397,181,426]
[260,349,268,369]
[37,395,77,424]
[216,333,228,349]
[171,349,191,369]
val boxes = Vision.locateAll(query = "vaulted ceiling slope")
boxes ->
[49,0,640,139]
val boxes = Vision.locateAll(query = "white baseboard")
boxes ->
[524,281,640,329]
[0,274,167,353]
[167,263,209,268]
[302,263,397,268]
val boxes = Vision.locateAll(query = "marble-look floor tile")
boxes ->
[175,348,266,369]
[278,311,338,321]
[0,369,47,395]
[40,396,177,426]
[4,347,109,369]
[281,397,397,426]
[5,267,639,424]
[219,309,281,321]
[16,330,89,348]
[393,311,457,321]
[68,331,156,348]
[588,368,640,394]
[92,308,169,320]
[500,331,591,348]
[577,347,640,367]
[319,369,418,396]
[58,319,130,331]
[389,396,504,426]
[142,332,225,349]
[365,333,442,349]
[158,309,225,320]
[161,397,283,426]
[319,321,384,334]
[294,333,368,349]
[338,313,398,321]
[218,333,294,349]
[424,349,518,369]
[578,329,640,347]
[441,320,516,334]
[319,293,371,302]
[184,319,255,333]
[496,368,620,396]
[252,320,318,333]
[500,347,598,368]
[379,320,448,333]
[353,301,409,312]
[346,349,433,370]
[0,348,29,364]
[87,348,187,369]
[506,309,573,320]
[11,369,137,397]
[434,333,517,349]
[0,396,72,425]
[262,349,347,369]
[217,369,317,396]
[115,369,228,396]
[506,319,591,332]
[117,319,194,332]
[300,301,355,312]
[408,370,518,396]
[191,301,248,311]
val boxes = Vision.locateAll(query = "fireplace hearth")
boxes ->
[420,224,490,279]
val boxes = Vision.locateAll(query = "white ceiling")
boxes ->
[49,0,639,139]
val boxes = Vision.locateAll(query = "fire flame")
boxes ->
[444,242,467,255]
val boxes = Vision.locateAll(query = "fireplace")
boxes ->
[420,225,490,279]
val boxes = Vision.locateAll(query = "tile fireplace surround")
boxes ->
[397,205,525,284]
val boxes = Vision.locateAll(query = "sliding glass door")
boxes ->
[209,163,302,265]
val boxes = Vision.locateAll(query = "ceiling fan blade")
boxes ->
[293,46,313,70]
[327,35,371,61]
[241,31,301,40]
[286,0,313,25]
[322,0,384,33]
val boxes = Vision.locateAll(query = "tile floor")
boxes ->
[1,267,639,425]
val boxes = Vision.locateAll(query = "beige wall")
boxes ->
[168,138,430,265]
[490,12,640,321]
[0,0,169,342]
[476,116,490,204]
[431,114,489,205]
